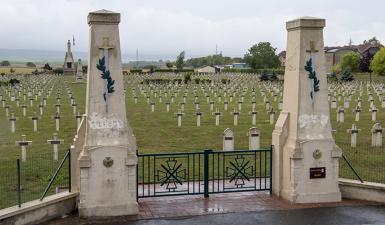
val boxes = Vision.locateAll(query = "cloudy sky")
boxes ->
[0,0,384,59]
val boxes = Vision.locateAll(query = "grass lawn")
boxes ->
[0,73,384,209]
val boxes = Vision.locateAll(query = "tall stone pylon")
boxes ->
[272,17,341,203]
[63,40,75,75]
[77,9,138,217]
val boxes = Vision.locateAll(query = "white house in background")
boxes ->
[231,63,248,69]
[195,66,216,73]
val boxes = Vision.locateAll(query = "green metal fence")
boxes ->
[338,141,385,184]
[0,149,71,210]
[137,147,273,198]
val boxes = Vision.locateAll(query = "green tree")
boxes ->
[0,60,10,66]
[340,52,361,72]
[244,42,280,69]
[340,69,354,81]
[10,68,15,74]
[26,62,36,67]
[260,70,269,81]
[370,47,385,76]
[359,51,374,72]
[176,51,185,70]
[166,62,173,68]
[364,37,381,45]
[43,63,52,70]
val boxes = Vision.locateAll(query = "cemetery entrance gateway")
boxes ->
[137,147,272,198]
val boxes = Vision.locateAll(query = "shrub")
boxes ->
[340,69,354,82]
[53,68,64,74]
[0,60,10,66]
[26,62,36,67]
[370,47,385,76]
[260,70,270,81]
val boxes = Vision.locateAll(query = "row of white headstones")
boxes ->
[3,74,385,164]
[0,75,81,162]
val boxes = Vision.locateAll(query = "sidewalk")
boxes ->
[43,192,384,224]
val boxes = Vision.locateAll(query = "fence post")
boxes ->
[68,148,71,192]
[269,145,273,195]
[203,149,212,198]
[17,159,21,208]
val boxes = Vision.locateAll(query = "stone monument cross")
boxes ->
[305,41,319,102]
[98,37,114,113]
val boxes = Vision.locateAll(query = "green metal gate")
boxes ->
[137,146,272,198]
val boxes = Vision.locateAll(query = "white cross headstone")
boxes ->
[196,110,202,127]
[9,113,16,133]
[223,128,234,151]
[346,124,360,148]
[16,135,32,162]
[213,108,221,126]
[248,127,260,150]
[47,133,64,161]
[176,110,184,127]
[232,109,240,126]
[371,123,383,147]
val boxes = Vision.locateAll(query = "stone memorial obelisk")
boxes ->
[272,17,341,203]
[77,9,138,217]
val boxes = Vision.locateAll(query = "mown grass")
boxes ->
[0,73,384,209]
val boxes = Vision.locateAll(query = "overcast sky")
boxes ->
[1,0,384,58]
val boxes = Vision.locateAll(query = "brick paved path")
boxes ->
[44,191,382,224]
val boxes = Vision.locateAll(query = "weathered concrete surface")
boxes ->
[42,205,385,225]
[339,178,385,203]
[0,192,77,225]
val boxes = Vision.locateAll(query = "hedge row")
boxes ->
[221,68,284,75]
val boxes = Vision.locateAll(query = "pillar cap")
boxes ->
[286,16,325,31]
[88,9,120,25]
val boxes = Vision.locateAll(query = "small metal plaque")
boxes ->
[224,137,233,140]
[251,134,259,137]
[310,167,326,179]
[103,157,113,168]
[313,149,322,160]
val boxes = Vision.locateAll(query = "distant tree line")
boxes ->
[332,37,385,77]
[184,54,243,68]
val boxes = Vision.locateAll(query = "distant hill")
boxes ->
[0,49,179,66]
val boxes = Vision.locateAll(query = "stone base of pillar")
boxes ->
[280,189,341,203]
[79,202,139,218]
[78,145,138,217]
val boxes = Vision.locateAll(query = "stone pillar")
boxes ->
[78,10,138,217]
[272,17,341,203]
